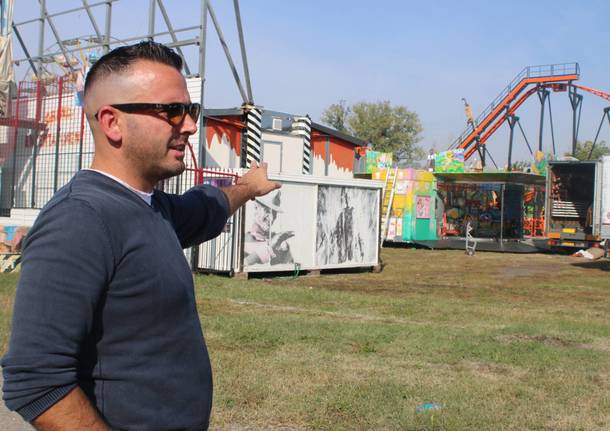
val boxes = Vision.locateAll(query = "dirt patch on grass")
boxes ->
[458,360,528,380]
[496,334,577,347]
[225,299,506,330]
[579,337,610,353]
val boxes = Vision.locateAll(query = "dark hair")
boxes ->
[84,41,183,94]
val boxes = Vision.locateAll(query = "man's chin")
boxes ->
[157,163,186,182]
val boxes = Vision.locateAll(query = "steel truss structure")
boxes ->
[11,0,254,108]
[2,1,257,273]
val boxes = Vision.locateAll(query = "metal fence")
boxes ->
[159,165,242,274]
[0,78,94,212]
[1,78,242,274]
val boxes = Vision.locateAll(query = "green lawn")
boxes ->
[1,249,609,430]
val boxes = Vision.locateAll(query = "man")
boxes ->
[243,190,294,266]
[331,188,363,263]
[1,41,280,430]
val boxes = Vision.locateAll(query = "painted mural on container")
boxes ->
[204,118,241,169]
[0,225,29,253]
[530,150,548,176]
[311,134,354,178]
[365,150,393,173]
[243,183,315,271]
[316,185,378,266]
[416,196,431,219]
[434,149,465,173]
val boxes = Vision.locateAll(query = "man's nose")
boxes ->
[180,111,198,135]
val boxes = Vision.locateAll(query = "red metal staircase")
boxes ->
[452,63,580,160]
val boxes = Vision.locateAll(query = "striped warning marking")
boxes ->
[245,107,262,168]
[292,115,312,174]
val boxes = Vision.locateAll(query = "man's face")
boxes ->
[116,60,197,184]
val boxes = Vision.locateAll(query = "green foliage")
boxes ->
[566,140,610,161]
[321,100,424,165]
[319,100,350,134]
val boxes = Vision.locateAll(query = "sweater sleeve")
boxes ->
[1,198,114,422]
[156,184,230,248]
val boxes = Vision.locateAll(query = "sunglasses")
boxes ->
[95,102,201,126]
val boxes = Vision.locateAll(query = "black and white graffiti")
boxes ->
[316,185,378,266]
[244,190,294,267]
[243,183,315,270]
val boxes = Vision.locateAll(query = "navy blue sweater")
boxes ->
[1,170,229,430]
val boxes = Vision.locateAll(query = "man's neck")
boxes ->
[90,159,154,193]
[85,169,153,205]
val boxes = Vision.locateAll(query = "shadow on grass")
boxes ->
[570,259,610,271]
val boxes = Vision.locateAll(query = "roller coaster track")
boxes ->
[451,63,580,160]
[572,84,610,102]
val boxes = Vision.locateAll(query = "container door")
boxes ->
[262,140,282,173]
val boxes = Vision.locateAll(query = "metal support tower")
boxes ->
[536,85,549,152]
[507,115,519,171]
[9,0,257,183]
[475,138,486,167]
[569,85,583,157]
[587,107,610,160]
[11,0,254,110]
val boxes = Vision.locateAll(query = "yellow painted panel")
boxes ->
[415,170,434,181]
[415,181,432,193]
[393,195,406,209]
[372,168,387,180]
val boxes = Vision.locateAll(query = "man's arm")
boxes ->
[157,162,280,248]
[221,162,281,215]
[32,387,109,431]
[1,200,113,424]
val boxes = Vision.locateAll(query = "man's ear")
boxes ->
[96,106,122,144]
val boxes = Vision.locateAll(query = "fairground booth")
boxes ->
[432,172,546,251]
[363,149,547,252]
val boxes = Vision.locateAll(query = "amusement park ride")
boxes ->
[450,63,610,168]
[1,2,609,254]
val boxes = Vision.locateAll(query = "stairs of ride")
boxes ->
[451,63,580,155]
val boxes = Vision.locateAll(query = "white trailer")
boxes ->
[546,156,610,249]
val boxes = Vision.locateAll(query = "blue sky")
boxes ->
[11,0,610,165]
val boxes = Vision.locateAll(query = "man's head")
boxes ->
[84,41,199,191]
[84,41,183,95]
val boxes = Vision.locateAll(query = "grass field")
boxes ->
[1,248,609,430]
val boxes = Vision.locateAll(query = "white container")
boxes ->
[196,172,383,274]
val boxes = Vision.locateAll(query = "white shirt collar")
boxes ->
[84,169,153,206]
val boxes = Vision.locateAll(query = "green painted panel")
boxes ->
[414,217,437,240]
[402,213,413,241]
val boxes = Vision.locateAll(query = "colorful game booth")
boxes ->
[373,149,547,252]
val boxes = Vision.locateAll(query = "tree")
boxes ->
[566,140,610,161]
[320,100,424,165]
[320,100,350,133]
